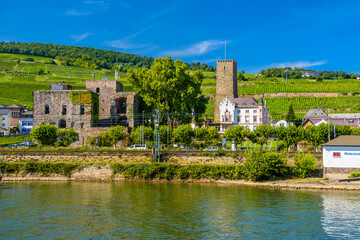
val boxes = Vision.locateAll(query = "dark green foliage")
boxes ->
[293,152,317,178]
[57,128,79,147]
[87,125,126,147]
[173,124,194,145]
[243,147,288,181]
[0,42,214,71]
[0,162,79,177]
[126,57,208,122]
[285,104,295,122]
[30,123,58,146]
[110,163,246,180]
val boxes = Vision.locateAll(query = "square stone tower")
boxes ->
[214,60,237,122]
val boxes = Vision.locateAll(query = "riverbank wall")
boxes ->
[1,163,358,191]
[0,152,322,166]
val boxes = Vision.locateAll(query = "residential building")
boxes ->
[0,109,11,135]
[301,71,320,77]
[0,104,27,127]
[303,107,360,128]
[19,111,33,133]
[270,119,294,128]
[322,135,360,179]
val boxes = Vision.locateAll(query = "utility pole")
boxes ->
[154,110,161,162]
[285,69,289,83]
[167,112,170,151]
[328,109,330,142]
[142,111,145,146]
[92,72,96,80]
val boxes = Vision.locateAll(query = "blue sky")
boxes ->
[2,0,360,73]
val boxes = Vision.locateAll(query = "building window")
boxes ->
[81,123,84,128]
[2,117,5,121]
[245,110,249,113]
[2,123,5,127]
[254,110,257,113]
[237,110,241,113]
[80,105,85,115]
[237,116,240,123]
[45,105,50,114]
[245,116,249,123]
[96,88,100,93]
[62,105,67,115]
[253,116,257,123]
[225,111,231,122]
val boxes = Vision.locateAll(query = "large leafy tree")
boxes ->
[223,126,249,146]
[57,128,79,147]
[126,57,208,122]
[173,124,194,145]
[30,124,58,146]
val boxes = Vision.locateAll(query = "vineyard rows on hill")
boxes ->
[263,96,360,116]
[238,81,360,94]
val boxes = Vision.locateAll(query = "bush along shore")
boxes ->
[0,147,320,182]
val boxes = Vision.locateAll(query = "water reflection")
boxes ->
[322,192,360,239]
[0,182,359,239]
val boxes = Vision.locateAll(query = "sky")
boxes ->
[2,0,360,73]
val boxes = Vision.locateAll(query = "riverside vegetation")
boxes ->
[0,147,318,181]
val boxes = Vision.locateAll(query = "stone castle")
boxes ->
[33,80,141,145]
[214,59,269,132]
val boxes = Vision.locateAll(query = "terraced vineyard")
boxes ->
[1,52,360,122]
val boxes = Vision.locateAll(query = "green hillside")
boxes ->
[1,51,360,123]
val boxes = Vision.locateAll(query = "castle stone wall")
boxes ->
[214,60,237,122]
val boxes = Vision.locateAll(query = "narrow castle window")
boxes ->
[80,105,85,115]
[224,66,226,71]
[45,105,49,114]
[62,105,67,115]
[96,88,100,93]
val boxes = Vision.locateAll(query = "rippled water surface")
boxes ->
[0,182,360,239]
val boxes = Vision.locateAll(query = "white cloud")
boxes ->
[105,39,149,49]
[66,10,92,16]
[71,32,93,43]
[265,60,328,69]
[105,28,152,50]
[162,40,227,57]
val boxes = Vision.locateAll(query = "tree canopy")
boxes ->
[126,57,208,122]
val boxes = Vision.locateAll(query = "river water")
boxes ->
[0,182,359,239]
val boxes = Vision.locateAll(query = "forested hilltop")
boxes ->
[258,67,358,79]
[0,42,215,72]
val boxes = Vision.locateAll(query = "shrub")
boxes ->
[348,171,360,178]
[293,152,317,178]
[243,147,288,181]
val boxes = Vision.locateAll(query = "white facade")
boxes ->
[323,146,360,168]
[219,96,269,132]
[270,119,293,128]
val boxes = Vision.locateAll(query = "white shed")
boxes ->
[322,135,360,179]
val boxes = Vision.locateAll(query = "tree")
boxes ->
[275,125,304,150]
[57,128,79,147]
[30,123,58,146]
[159,125,173,146]
[126,57,208,123]
[130,126,153,145]
[223,126,248,146]
[173,124,194,145]
[204,127,220,145]
[285,104,295,123]
[107,125,127,146]
[194,127,207,141]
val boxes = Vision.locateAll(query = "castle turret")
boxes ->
[214,60,237,122]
